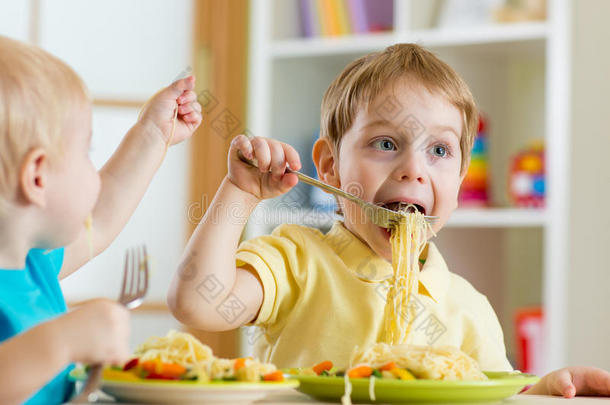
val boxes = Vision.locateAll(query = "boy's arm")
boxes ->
[168,177,264,330]
[60,77,202,279]
[0,299,130,405]
[168,135,301,331]
[0,322,68,405]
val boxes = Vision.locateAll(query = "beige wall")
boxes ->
[567,0,610,369]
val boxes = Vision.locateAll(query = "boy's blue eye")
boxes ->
[372,139,396,151]
[430,144,447,157]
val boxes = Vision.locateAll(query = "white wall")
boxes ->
[38,0,194,101]
[567,0,610,369]
[0,1,30,40]
[1,0,193,311]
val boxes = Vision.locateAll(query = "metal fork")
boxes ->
[238,153,438,229]
[72,245,149,403]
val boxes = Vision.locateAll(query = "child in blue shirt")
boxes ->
[0,35,202,404]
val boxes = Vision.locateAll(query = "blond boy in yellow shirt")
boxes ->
[169,43,610,398]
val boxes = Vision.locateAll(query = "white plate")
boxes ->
[99,379,299,404]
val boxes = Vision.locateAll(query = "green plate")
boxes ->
[291,371,539,403]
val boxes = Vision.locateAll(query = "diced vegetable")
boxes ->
[262,371,284,382]
[102,369,140,381]
[234,358,246,371]
[372,369,382,378]
[312,361,333,375]
[379,361,397,371]
[140,361,157,374]
[391,368,415,380]
[161,363,187,378]
[140,360,187,379]
[236,365,259,382]
[348,366,373,379]
[146,372,180,380]
[123,358,139,371]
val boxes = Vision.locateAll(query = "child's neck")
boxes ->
[0,216,33,269]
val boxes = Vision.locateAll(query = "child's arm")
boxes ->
[0,299,129,405]
[59,76,202,279]
[524,366,610,398]
[167,135,301,331]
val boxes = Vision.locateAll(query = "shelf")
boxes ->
[249,205,340,231]
[248,206,546,234]
[446,208,546,228]
[271,33,396,58]
[270,22,548,59]
[405,22,548,48]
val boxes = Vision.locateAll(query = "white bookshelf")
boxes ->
[270,22,548,58]
[246,0,570,373]
[248,207,547,233]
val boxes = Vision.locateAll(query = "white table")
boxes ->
[70,391,610,404]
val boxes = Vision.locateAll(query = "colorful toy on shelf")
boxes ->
[509,140,545,208]
[459,115,489,207]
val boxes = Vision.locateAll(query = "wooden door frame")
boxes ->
[186,0,250,358]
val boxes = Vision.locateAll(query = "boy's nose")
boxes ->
[394,151,425,183]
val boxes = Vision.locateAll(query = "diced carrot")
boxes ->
[234,358,247,371]
[140,360,158,374]
[263,371,284,382]
[379,362,397,371]
[140,360,186,379]
[312,361,333,375]
[348,366,373,379]
[159,362,187,378]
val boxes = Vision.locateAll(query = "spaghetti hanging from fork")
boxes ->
[383,205,434,344]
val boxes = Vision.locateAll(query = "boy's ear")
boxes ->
[312,137,341,188]
[19,148,49,208]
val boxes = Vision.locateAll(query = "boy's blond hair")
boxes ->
[0,36,89,212]
[321,43,477,172]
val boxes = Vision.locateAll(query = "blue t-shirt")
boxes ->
[0,248,74,405]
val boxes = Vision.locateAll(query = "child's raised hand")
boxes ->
[228,135,302,200]
[137,75,203,147]
[525,366,610,398]
[57,299,131,366]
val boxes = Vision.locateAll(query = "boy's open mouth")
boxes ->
[377,201,427,241]
[381,201,426,215]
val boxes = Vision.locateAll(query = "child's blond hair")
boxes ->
[321,43,478,172]
[0,36,89,212]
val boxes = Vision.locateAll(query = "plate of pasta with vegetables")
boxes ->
[70,330,298,404]
[288,343,539,404]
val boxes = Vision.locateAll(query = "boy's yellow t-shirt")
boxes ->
[236,221,512,371]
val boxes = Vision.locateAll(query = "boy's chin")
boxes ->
[364,225,393,261]
[370,244,392,262]
[343,220,392,260]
